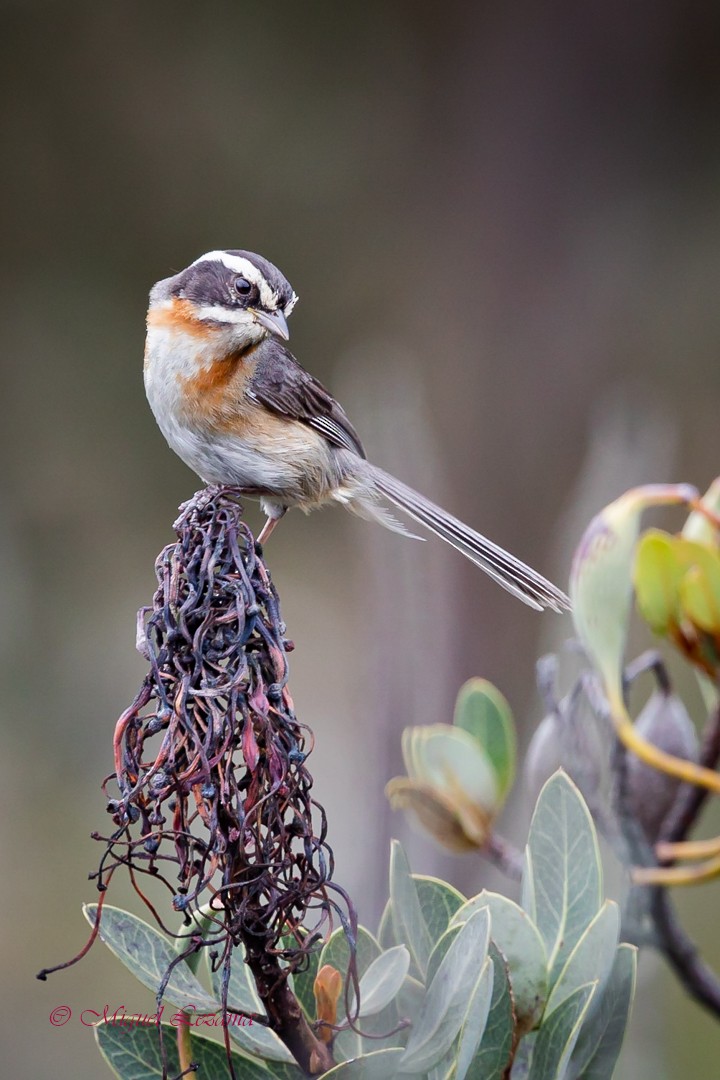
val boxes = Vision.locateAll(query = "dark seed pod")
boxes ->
[525,673,605,806]
[627,690,699,841]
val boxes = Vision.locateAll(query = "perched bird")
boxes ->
[144,250,569,612]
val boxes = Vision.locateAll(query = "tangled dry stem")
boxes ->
[95,487,355,1075]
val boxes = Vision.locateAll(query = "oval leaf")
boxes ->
[400,907,491,1073]
[528,982,597,1080]
[414,875,466,941]
[521,848,537,923]
[571,484,696,709]
[681,556,720,633]
[83,904,220,1015]
[351,946,410,1018]
[524,772,602,981]
[94,1020,292,1080]
[545,900,620,1017]
[412,725,500,810]
[454,678,517,799]
[633,530,686,634]
[319,924,384,1060]
[425,925,462,988]
[389,840,433,978]
[377,900,396,950]
[319,925,381,990]
[452,891,548,1033]
[461,942,515,1080]
[571,943,637,1079]
[397,974,426,1024]
[454,957,494,1080]
[635,531,720,638]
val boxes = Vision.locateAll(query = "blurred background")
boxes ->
[2,2,720,1076]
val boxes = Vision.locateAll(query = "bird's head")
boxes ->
[147,249,298,352]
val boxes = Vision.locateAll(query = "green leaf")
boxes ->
[633,530,685,634]
[425,925,462,987]
[681,556,720,633]
[319,925,382,999]
[545,901,620,1017]
[635,531,720,634]
[570,484,696,711]
[528,982,597,1080]
[403,725,500,814]
[524,773,602,981]
[319,925,385,1062]
[389,841,434,978]
[521,849,537,923]
[323,920,408,1062]
[454,957,494,1080]
[397,974,426,1023]
[83,904,220,1015]
[452,891,548,1033]
[570,944,637,1079]
[377,900,396,950]
[319,1047,406,1078]
[333,1005,404,1064]
[94,1019,299,1080]
[462,942,515,1080]
[207,943,295,1063]
[414,875,466,942]
[399,907,491,1073]
[350,945,410,1018]
[454,678,517,799]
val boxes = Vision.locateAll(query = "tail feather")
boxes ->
[366,465,570,612]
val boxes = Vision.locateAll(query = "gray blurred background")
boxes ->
[2,2,720,1077]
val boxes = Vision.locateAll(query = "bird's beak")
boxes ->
[254,308,290,341]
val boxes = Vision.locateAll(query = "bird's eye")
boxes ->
[234,277,253,296]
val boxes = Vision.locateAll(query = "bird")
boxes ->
[144,249,570,612]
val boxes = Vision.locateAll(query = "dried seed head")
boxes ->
[98,488,353,996]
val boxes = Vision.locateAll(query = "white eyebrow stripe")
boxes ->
[192,304,259,325]
[191,250,278,310]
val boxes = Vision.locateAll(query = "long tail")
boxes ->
[366,464,570,612]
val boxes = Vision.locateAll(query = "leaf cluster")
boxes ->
[386,679,516,852]
[91,773,635,1080]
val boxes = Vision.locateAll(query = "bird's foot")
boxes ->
[173,484,227,530]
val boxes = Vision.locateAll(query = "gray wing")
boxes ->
[247,344,366,458]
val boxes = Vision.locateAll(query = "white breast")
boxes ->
[144,319,335,495]
[143,322,224,482]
